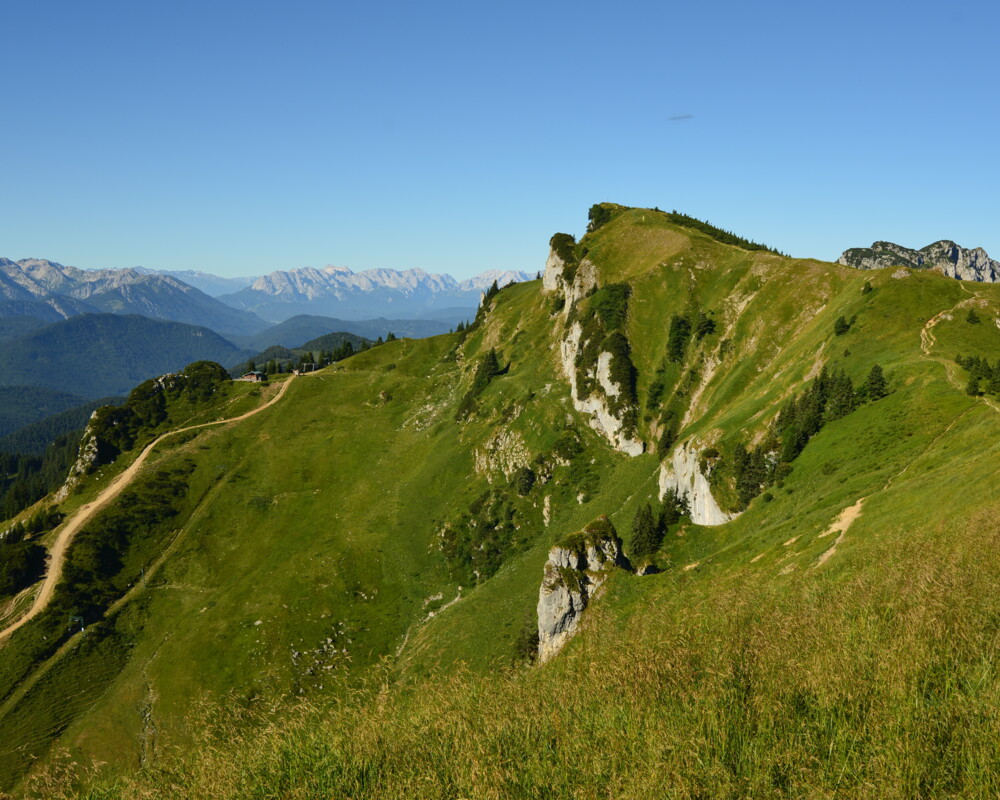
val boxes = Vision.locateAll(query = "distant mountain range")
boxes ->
[134,268,258,297]
[217,267,534,321]
[0,257,530,446]
[838,240,1000,282]
[1,257,532,333]
[0,258,267,335]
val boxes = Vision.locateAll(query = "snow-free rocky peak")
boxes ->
[838,240,1000,282]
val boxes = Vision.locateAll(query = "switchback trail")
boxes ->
[919,288,1000,414]
[0,376,296,644]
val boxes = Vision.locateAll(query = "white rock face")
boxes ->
[537,518,631,663]
[54,413,103,501]
[542,250,564,293]
[659,442,737,526]
[559,322,644,457]
[541,250,597,310]
[543,242,643,456]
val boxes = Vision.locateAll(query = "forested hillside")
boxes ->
[0,314,250,398]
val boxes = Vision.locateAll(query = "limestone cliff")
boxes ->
[53,412,104,502]
[838,240,1000,283]
[543,239,644,456]
[658,441,737,526]
[537,516,631,663]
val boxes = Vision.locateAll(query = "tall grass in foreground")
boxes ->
[24,509,1000,799]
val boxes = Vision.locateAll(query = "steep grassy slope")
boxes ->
[6,206,1000,796]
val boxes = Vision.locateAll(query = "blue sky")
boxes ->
[1,0,997,279]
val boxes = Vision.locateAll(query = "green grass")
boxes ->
[7,208,1000,796]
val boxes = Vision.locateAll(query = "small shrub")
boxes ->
[511,467,536,496]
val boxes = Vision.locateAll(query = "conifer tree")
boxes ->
[659,489,683,529]
[863,364,888,400]
[630,502,659,560]
[988,364,1000,395]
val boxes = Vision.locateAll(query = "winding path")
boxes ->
[0,376,295,644]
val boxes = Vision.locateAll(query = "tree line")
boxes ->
[729,364,888,508]
[956,354,1000,396]
[629,490,689,563]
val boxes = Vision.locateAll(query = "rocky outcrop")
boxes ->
[537,517,631,663]
[559,321,645,456]
[544,240,644,456]
[659,442,737,526]
[53,413,104,501]
[542,248,598,310]
[838,240,1000,283]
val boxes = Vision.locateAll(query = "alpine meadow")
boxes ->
[5,204,1000,798]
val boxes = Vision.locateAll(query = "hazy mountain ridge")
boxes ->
[0,313,250,398]
[0,259,268,335]
[134,267,258,297]
[1,257,531,329]
[230,313,455,350]
[838,239,1000,282]
[218,265,533,321]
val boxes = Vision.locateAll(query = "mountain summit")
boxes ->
[838,240,1000,282]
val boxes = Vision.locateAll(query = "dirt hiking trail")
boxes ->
[0,376,295,644]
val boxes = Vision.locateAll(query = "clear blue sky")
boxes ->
[2,0,997,279]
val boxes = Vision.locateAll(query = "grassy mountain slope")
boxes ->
[5,206,1000,796]
[0,314,251,398]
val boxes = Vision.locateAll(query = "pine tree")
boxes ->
[658,414,679,457]
[967,373,981,396]
[666,314,692,362]
[630,502,660,560]
[988,363,1000,395]
[659,489,682,529]
[826,370,856,420]
[694,311,716,340]
[863,364,888,400]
